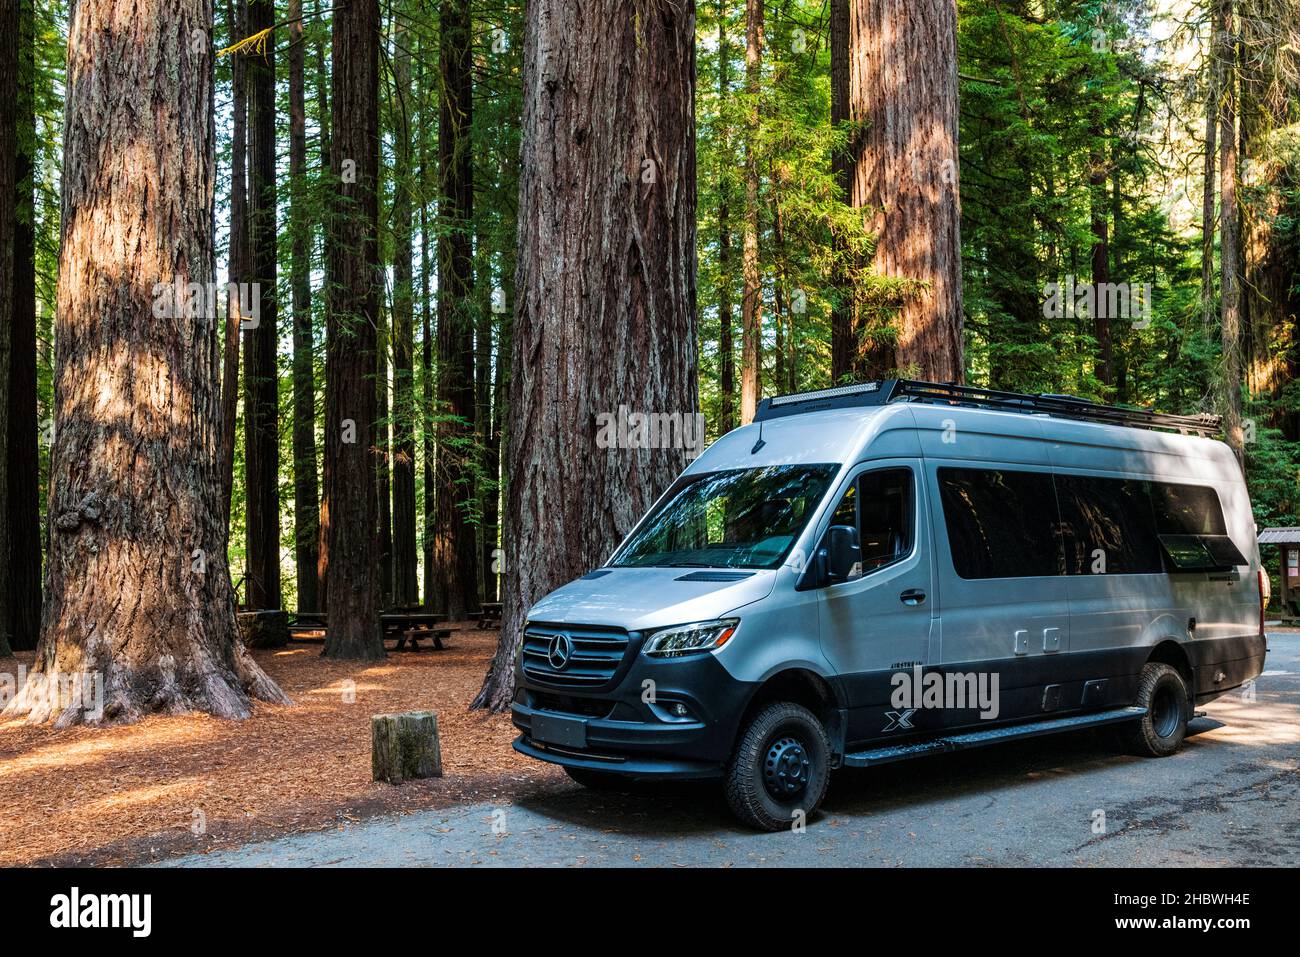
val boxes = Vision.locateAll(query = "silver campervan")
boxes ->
[511,380,1269,830]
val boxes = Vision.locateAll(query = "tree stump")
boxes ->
[236,610,290,649]
[371,711,442,784]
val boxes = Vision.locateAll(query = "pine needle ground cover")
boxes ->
[0,626,561,866]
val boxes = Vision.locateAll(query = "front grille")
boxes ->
[521,622,631,689]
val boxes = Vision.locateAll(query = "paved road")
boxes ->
[163,634,1300,867]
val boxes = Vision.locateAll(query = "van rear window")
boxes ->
[939,467,1245,579]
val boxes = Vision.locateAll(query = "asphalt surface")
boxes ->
[162,633,1300,867]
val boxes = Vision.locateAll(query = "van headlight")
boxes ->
[642,619,739,659]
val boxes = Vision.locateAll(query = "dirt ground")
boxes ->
[0,625,564,866]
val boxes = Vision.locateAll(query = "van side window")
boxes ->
[938,467,1062,579]
[858,468,913,572]
[1055,474,1163,574]
[823,468,913,581]
[1149,482,1246,571]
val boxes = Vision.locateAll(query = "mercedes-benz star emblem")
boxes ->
[547,633,573,670]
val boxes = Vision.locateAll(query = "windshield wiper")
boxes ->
[668,561,713,567]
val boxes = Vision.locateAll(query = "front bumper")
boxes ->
[511,642,754,779]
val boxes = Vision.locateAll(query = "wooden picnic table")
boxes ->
[381,611,449,650]
[477,602,503,630]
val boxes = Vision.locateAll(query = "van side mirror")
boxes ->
[823,525,861,584]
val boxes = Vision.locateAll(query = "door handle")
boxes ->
[900,588,926,606]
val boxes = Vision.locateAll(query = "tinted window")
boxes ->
[823,468,914,581]
[858,469,914,572]
[938,468,1062,579]
[1150,483,1227,536]
[1148,482,1245,571]
[612,464,838,569]
[1055,474,1163,574]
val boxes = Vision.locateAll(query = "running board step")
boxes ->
[841,707,1147,768]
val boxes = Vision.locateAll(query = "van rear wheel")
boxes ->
[724,702,830,832]
[1124,662,1190,757]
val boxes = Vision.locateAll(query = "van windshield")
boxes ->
[611,464,839,569]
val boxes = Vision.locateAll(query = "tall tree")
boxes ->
[418,30,437,609]
[434,0,478,619]
[1216,0,1245,461]
[377,304,393,607]
[717,1,736,432]
[829,0,854,382]
[858,0,964,381]
[6,0,42,651]
[323,0,384,659]
[220,0,248,533]
[0,0,17,658]
[3,0,288,722]
[739,0,763,423]
[473,0,699,711]
[289,0,321,611]
[243,0,281,610]
[391,14,419,607]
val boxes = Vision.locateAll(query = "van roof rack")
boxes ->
[753,379,1222,437]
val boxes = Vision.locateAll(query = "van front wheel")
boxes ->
[1124,662,1190,757]
[725,702,830,831]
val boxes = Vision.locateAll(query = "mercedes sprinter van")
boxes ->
[511,380,1269,830]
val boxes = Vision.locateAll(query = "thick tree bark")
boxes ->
[739,0,763,424]
[322,0,383,659]
[858,0,964,382]
[717,2,736,433]
[289,0,321,612]
[243,0,281,611]
[473,0,699,711]
[0,0,17,657]
[5,0,42,652]
[391,17,419,608]
[220,0,247,537]
[3,0,289,724]
[1216,0,1244,463]
[434,0,478,620]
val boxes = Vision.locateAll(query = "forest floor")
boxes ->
[0,625,564,866]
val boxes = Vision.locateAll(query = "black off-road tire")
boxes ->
[1123,662,1190,757]
[724,702,831,832]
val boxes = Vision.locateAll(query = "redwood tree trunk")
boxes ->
[717,2,736,433]
[322,0,383,659]
[390,17,419,608]
[857,0,964,382]
[220,0,247,536]
[6,0,41,651]
[473,0,699,711]
[243,0,281,611]
[829,0,855,382]
[1216,0,1244,462]
[739,0,762,424]
[1089,129,1112,388]
[0,0,16,658]
[3,0,289,724]
[289,0,321,612]
[434,0,478,620]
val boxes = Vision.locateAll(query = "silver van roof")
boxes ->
[754,379,1221,439]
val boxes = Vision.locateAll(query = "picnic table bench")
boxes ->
[382,610,451,651]
[478,602,503,630]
